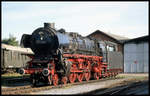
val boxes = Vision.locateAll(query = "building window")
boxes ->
[100,43,106,51]
[107,45,116,51]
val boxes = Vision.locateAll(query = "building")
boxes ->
[87,30,130,71]
[124,35,149,73]
[87,30,129,53]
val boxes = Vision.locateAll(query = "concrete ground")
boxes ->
[30,73,149,95]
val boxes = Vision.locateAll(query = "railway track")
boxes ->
[3,76,30,83]
[94,79,148,95]
[2,76,121,95]
[109,80,148,95]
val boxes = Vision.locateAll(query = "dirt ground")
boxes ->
[118,73,149,77]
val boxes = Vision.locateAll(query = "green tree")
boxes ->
[2,34,19,46]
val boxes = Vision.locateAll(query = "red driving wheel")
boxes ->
[94,72,99,80]
[77,73,84,82]
[53,74,58,86]
[85,72,91,81]
[62,77,68,85]
[69,73,77,83]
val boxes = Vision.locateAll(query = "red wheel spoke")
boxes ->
[85,72,91,81]
[62,77,67,85]
[77,73,84,82]
[69,73,77,83]
[94,73,99,80]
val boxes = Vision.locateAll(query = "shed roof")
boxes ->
[124,35,149,43]
[103,32,130,40]
[87,30,130,41]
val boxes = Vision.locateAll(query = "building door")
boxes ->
[124,43,137,73]
[124,42,148,73]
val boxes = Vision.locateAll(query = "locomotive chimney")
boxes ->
[44,22,55,29]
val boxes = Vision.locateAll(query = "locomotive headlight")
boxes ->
[42,68,50,76]
[39,32,44,40]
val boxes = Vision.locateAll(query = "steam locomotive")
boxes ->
[19,23,121,86]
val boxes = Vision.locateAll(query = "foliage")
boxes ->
[2,34,19,46]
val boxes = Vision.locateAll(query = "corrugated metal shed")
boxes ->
[1,44,34,68]
[124,35,149,73]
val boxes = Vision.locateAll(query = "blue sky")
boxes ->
[2,1,149,43]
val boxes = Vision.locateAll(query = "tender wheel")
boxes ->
[85,72,91,81]
[53,74,58,86]
[105,73,108,77]
[77,73,84,82]
[108,72,111,77]
[114,72,117,77]
[111,72,114,77]
[94,72,99,80]
[112,72,115,77]
[69,73,77,83]
[61,76,68,85]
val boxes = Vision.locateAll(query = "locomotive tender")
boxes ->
[19,23,121,86]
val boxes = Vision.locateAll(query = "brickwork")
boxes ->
[87,31,123,53]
